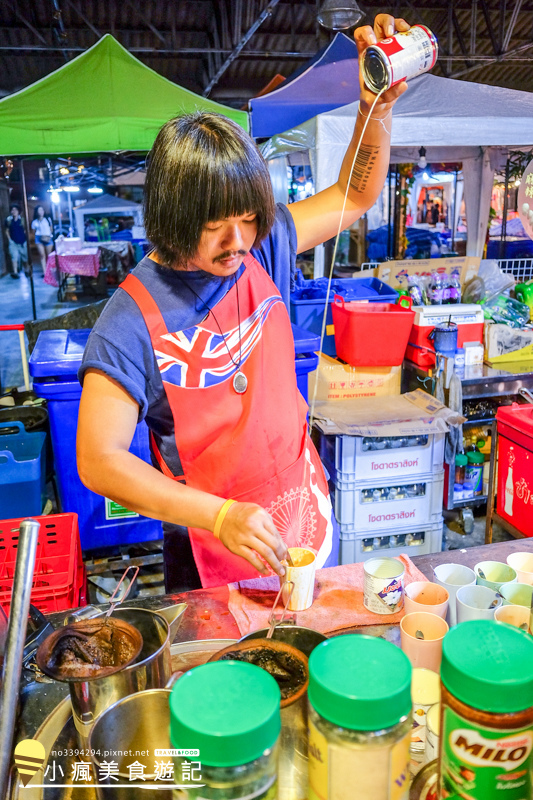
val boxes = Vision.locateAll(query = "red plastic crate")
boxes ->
[0,513,85,614]
[332,296,414,367]
[496,405,533,537]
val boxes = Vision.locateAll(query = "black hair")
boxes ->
[33,205,47,220]
[144,112,276,267]
[10,204,20,212]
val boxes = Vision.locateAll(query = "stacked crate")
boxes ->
[319,432,445,564]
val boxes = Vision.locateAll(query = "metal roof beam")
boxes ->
[121,0,166,44]
[451,35,533,78]
[503,0,524,52]
[0,0,47,44]
[63,0,102,39]
[203,0,282,96]
[480,0,500,55]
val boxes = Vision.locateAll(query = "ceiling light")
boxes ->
[87,185,103,194]
[423,171,429,180]
[418,146,427,169]
[59,167,70,175]
[63,185,80,192]
[51,191,60,204]
[317,0,363,30]
[515,178,521,187]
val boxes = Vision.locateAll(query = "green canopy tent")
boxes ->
[0,33,248,155]
[0,35,248,316]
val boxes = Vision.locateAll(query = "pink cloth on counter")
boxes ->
[228,555,427,636]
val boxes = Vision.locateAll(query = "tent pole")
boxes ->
[500,156,510,259]
[452,168,458,251]
[20,159,37,321]
[387,168,392,259]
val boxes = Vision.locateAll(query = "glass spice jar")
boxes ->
[440,620,533,799]
[170,661,280,800]
[307,635,412,800]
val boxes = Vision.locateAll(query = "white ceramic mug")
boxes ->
[433,563,476,627]
[507,552,533,586]
[456,585,502,624]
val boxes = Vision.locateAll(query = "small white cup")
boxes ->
[433,563,476,627]
[456,585,502,624]
[507,552,533,586]
[282,547,317,611]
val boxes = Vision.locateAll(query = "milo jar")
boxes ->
[439,620,533,799]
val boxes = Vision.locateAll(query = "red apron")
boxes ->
[121,254,332,588]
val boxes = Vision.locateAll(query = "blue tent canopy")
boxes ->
[249,32,359,139]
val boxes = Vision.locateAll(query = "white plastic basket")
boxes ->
[339,519,444,565]
[332,470,445,532]
[320,432,445,486]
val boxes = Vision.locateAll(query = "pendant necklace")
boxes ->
[177,273,248,394]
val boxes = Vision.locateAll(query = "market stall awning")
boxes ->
[0,34,249,156]
[249,32,359,139]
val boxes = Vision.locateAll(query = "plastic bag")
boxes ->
[483,295,530,328]
[478,259,515,300]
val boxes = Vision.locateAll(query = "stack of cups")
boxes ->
[433,563,476,626]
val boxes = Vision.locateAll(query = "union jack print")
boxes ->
[154,295,283,388]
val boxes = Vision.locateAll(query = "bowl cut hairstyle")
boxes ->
[144,112,276,267]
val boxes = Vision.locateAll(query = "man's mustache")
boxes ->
[213,250,247,263]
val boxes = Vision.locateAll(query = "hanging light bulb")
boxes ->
[418,146,427,169]
[317,0,364,30]
[51,191,61,204]
[87,185,103,194]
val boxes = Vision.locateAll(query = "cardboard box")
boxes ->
[376,257,480,291]
[309,353,401,402]
[485,324,533,363]
[463,341,484,365]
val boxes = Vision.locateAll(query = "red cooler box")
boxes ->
[497,404,533,536]
[406,304,484,367]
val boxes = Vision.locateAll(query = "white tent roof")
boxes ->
[74,193,141,213]
[262,72,533,261]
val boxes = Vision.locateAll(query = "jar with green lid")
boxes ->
[307,634,412,800]
[465,451,484,495]
[455,453,468,485]
[440,620,533,799]
[169,661,280,799]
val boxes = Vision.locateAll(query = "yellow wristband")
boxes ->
[213,499,236,539]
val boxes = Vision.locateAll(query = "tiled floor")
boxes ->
[0,268,88,390]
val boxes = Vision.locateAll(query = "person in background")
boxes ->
[31,205,53,272]
[5,204,28,279]
[77,13,411,593]
[431,201,440,226]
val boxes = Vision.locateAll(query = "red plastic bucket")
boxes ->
[332,296,414,366]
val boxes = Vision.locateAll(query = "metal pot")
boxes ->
[36,603,186,750]
[239,624,327,658]
[89,688,173,800]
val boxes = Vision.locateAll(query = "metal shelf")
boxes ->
[452,494,488,509]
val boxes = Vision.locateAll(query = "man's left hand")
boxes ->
[355,14,410,117]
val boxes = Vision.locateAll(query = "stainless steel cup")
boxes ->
[89,688,173,800]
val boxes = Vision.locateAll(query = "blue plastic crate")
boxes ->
[0,421,46,518]
[290,270,398,356]
[29,329,163,552]
[292,324,319,402]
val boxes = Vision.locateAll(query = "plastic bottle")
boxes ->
[439,621,533,799]
[466,451,484,495]
[505,459,514,516]
[308,636,412,800]
[407,274,424,306]
[429,271,444,305]
[447,272,461,304]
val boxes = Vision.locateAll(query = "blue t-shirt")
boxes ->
[80,204,297,472]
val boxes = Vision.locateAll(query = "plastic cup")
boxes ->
[404,581,449,619]
[494,603,531,631]
[456,585,502,624]
[507,552,533,586]
[500,582,533,608]
[410,668,441,760]
[400,612,449,672]
[474,560,517,591]
[433,564,476,627]
[282,547,316,611]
